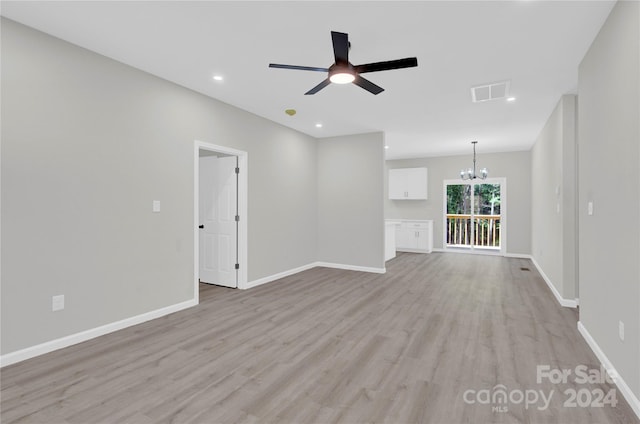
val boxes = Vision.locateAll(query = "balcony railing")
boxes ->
[446,214,501,248]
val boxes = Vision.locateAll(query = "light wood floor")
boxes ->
[1,253,638,424]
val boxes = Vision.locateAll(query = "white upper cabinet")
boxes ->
[388,167,427,199]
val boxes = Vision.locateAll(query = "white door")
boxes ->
[215,156,238,287]
[199,155,238,288]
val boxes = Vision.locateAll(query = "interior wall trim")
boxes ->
[194,140,249,293]
[530,255,579,308]
[243,263,318,290]
[315,262,386,274]
[0,298,197,368]
[578,321,640,420]
[244,261,386,290]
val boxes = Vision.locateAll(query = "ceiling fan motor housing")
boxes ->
[329,63,355,84]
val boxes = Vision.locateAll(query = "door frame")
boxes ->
[194,140,248,301]
[442,178,507,255]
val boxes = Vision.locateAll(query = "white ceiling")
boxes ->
[1,1,615,159]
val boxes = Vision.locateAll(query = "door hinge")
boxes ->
[235,167,240,174]
[235,215,240,222]
[235,263,240,270]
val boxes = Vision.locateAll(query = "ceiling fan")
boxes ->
[269,31,418,95]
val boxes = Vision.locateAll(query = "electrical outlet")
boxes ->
[52,295,65,312]
[588,201,594,216]
[153,200,161,213]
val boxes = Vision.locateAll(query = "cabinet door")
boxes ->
[395,227,413,249]
[388,169,408,199]
[406,168,427,199]
[415,229,429,250]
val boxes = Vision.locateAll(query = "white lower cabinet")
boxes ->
[395,220,433,253]
[384,221,399,261]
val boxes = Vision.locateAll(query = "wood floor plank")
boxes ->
[2,253,638,423]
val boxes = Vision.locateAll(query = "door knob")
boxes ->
[199,225,204,229]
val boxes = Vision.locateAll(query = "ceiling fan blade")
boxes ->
[269,63,329,72]
[354,57,418,74]
[331,31,349,64]
[353,75,384,95]
[305,78,331,95]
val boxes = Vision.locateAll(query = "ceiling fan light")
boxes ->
[329,72,355,84]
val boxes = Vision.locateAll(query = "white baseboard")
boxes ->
[243,261,386,290]
[416,251,579,308]
[0,298,197,368]
[529,256,578,308]
[429,248,533,257]
[315,261,386,274]
[504,253,532,259]
[396,248,432,254]
[242,262,318,290]
[3,260,387,365]
[578,321,640,420]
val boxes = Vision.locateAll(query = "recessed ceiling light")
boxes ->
[213,75,223,81]
[384,145,390,149]
[315,123,323,128]
[507,97,516,102]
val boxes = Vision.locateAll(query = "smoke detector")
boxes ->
[471,80,511,103]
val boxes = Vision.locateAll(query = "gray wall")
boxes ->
[385,151,531,255]
[578,0,640,399]
[317,133,385,270]
[1,19,320,354]
[531,95,578,301]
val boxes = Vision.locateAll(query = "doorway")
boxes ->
[443,178,506,254]
[194,141,248,298]
[199,152,237,288]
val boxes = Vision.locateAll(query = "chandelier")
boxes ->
[460,141,488,180]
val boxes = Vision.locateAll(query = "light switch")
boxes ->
[587,201,594,216]
[153,200,161,213]
[52,295,64,312]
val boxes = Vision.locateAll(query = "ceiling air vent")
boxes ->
[471,80,510,103]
